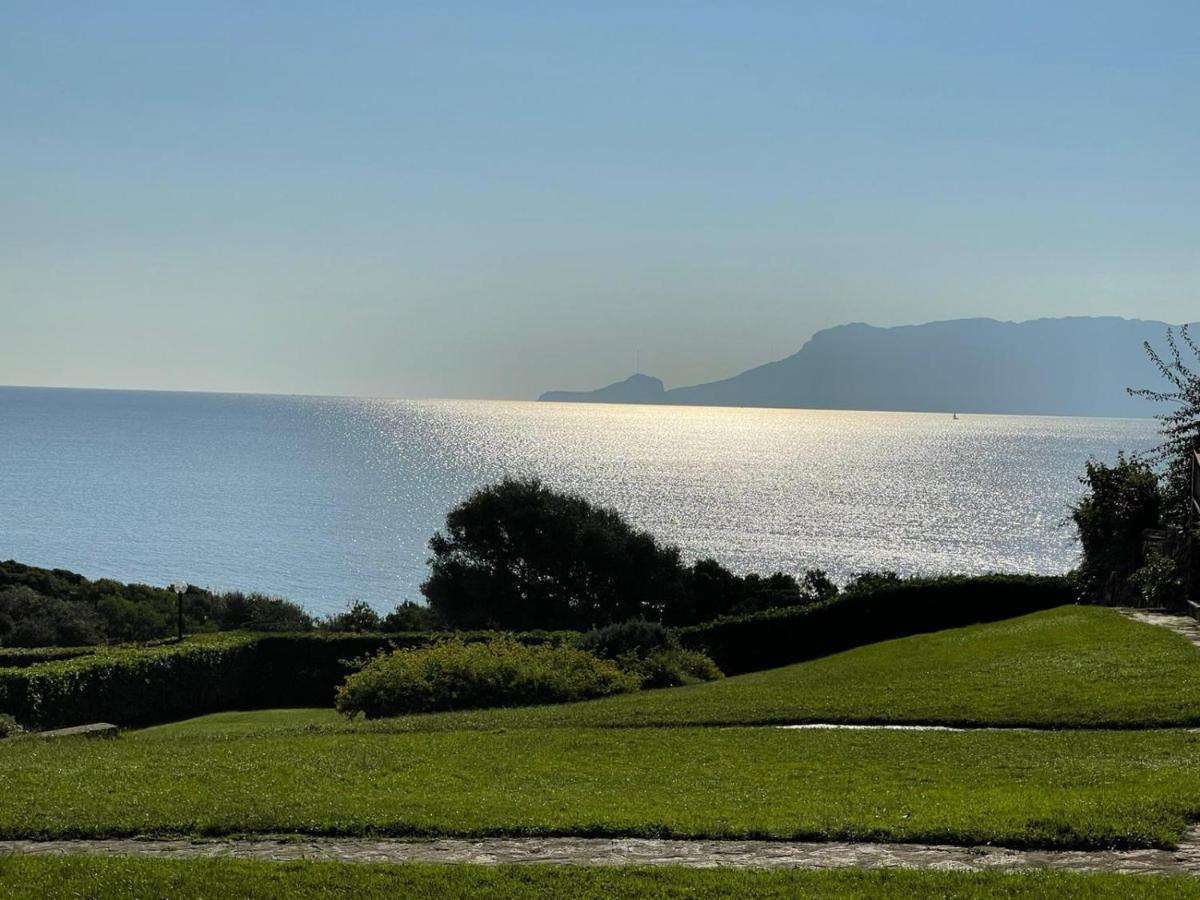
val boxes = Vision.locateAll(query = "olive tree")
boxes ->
[421,478,687,629]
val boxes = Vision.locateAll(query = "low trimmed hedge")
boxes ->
[0,630,578,729]
[680,573,1074,674]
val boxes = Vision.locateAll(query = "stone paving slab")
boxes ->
[4,832,1200,875]
[1120,608,1200,649]
[36,723,119,740]
[778,723,1034,732]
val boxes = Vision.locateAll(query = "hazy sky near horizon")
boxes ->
[3,2,1198,399]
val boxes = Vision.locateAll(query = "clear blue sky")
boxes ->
[2,2,1197,398]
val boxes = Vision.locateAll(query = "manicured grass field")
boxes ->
[6,725,1200,848]
[3,857,1200,900]
[6,604,1200,862]
[142,606,1200,737]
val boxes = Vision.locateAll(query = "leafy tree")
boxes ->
[421,478,687,629]
[671,558,742,625]
[382,600,440,632]
[577,618,678,659]
[0,560,316,644]
[0,586,105,647]
[212,591,314,632]
[319,600,383,632]
[800,568,839,602]
[1071,455,1162,604]
[730,570,839,615]
[670,560,839,623]
[844,571,903,594]
[1128,324,1200,529]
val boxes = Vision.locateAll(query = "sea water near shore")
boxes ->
[0,386,1158,616]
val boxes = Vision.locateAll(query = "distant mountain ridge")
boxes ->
[538,317,1196,417]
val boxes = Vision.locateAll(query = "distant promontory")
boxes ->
[539,316,1197,417]
[539,373,666,404]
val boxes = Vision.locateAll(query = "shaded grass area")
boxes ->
[7,727,1200,848]
[2,857,1200,899]
[142,606,1200,738]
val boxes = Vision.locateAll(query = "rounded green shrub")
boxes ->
[577,619,722,688]
[577,618,678,659]
[617,647,724,689]
[335,637,640,718]
[0,713,22,738]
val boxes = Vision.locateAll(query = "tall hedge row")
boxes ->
[679,573,1073,674]
[0,645,96,669]
[0,634,261,728]
[0,630,575,729]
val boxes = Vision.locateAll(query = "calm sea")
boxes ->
[0,386,1159,617]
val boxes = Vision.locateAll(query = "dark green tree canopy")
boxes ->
[1071,455,1162,605]
[421,478,687,629]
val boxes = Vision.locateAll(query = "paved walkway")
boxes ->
[1119,608,1200,649]
[779,723,1033,732]
[5,831,1200,875]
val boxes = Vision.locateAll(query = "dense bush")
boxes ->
[317,600,443,633]
[0,713,21,738]
[1070,456,1162,605]
[1130,552,1185,609]
[577,619,678,659]
[576,619,722,688]
[617,647,724,689]
[208,592,314,632]
[382,601,441,632]
[0,560,315,646]
[335,638,639,719]
[0,587,105,647]
[681,574,1073,674]
[669,563,838,622]
[318,600,382,632]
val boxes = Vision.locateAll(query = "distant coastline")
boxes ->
[540,316,1196,418]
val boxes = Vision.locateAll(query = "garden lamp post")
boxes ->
[172,581,188,641]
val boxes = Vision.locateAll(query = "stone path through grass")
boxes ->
[9,608,1200,881]
[6,831,1200,876]
[1120,609,1200,650]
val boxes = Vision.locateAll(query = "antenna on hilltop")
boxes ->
[635,349,641,375]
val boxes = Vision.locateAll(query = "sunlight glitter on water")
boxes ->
[0,389,1158,614]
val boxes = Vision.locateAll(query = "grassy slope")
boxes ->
[143,606,1200,737]
[3,858,1200,900]
[8,605,1200,850]
[6,726,1200,847]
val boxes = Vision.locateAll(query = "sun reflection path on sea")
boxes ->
[0,388,1158,615]
[349,400,1155,600]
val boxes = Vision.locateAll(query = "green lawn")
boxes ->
[6,726,1200,848]
[142,606,1200,737]
[6,605,1200,853]
[3,857,1199,900]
